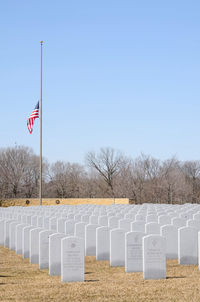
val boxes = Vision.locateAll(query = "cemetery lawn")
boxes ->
[0,247,200,302]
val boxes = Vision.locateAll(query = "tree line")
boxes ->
[0,145,200,204]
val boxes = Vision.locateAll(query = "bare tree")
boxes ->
[181,161,200,203]
[49,161,86,198]
[85,147,123,197]
[1,144,200,204]
[0,146,35,198]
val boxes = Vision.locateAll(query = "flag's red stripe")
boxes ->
[27,107,39,134]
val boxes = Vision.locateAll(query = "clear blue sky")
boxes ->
[1,0,200,163]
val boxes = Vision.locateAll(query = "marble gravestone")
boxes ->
[4,220,15,248]
[110,228,125,266]
[85,224,99,256]
[50,217,57,232]
[57,218,67,233]
[16,223,28,255]
[39,230,54,269]
[9,221,20,251]
[75,222,86,240]
[65,220,75,236]
[61,236,84,282]
[37,216,44,228]
[43,217,50,229]
[187,219,200,231]
[143,234,166,280]
[160,224,178,259]
[0,220,5,245]
[145,222,160,235]
[172,217,186,228]
[90,215,99,225]
[131,221,145,233]
[125,231,145,272]
[49,233,66,276]
[96,226,110,260]
[108,217,119,229]
[158,215,171,226]
[22,226,35,258]
[178,226,198,265]
[30,227,44,264]
[119,219,132,232]
[193,213,200,221]
[74,214,82,223]
[31,216,38,226]
[198,232,200,271]
[98,216,108,227]
[146,214,158,223]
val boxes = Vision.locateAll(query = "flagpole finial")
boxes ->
[40,40,43,45]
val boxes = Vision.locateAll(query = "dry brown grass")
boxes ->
[0,246,200,302]
[0,198,129,207]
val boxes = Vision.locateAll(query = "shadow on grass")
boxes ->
[85,280,99,282]
[166,276,185,279]
[85,272,93,275]
[0,275,12,278]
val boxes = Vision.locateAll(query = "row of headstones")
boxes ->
[0,218,200,281]
[0,203,200,281]
[0,218,84,282]
[2,204,200,231]
[2,204,199,223]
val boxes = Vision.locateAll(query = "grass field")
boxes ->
[0,198,129,207]
[0,246,200,302]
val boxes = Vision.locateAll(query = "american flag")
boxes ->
[27,101,39,134]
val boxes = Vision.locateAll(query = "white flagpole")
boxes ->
[39,41,43,206]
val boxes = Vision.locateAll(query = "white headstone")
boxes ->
[146,214,158,223]
[145,222,160,235]
[9,221,20,251]
[30,227,44,264]
[193,213,200,221]
[4,220,14,248]
[131,221,145,233]
[85,224,99,256]
[50,217,57,232]
[143,234,166,280]
[172,217,186,228]
[108,217,119,229]
[110,228,125,266]
[43,217,50,229]
[82,215,90,224]
[65,220,75,236]
[49,233,66,276]
[31,216,38,226]
[178,226,198,265]
[75,222,86,240]
[22,215,27,224]
[96,226,110,260]
[135,214,146,222]
[198,232,200,271]
[16,223,28,254]
[57,218,67,233]
[158,215,171,226]
[160,224,178,259]
[98,216,108,227]
[0,220,5,245]
[90,215,99,224]
[125,231,145,272]
[187,219,200,231]
[39,230,54,269]
[119,219,132,232]
[22,226,35,258]
[38,216,44,228]
[61,236,84,282]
